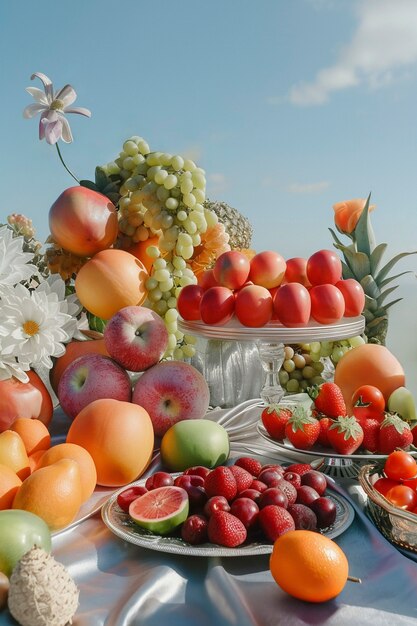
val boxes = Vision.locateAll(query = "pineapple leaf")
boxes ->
[329,227,345,246]
[376,285,398,307]
[366,315,388,329]
[370,243,388,275]
[375,251,417,284]
[378,298,403,312]
[341,260,355,280]
[362,307,375,322]
[353,193,375,256]
[379,270,414,288]
[360,275,381,299]
[337,247,371,279]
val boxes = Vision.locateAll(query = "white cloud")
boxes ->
[286,181,330,194]
[288,0,417,106]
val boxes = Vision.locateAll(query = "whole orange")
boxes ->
[123,235,161,273]
[270,530,349,603]
[0,464,22,510]
[75,249,149,319]
[66,398,154,487]
[37,442,97,502]
[334,343,405,413]
[10,418,51,456]
[49,338,109,394]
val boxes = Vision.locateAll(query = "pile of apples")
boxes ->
[54,305,210,438]
[177,249,366,328]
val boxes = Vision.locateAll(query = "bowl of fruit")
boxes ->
[359,450,417,553]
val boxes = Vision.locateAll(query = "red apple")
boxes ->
[132,361,210,437]
[213,251,250,290]
[177,285,205,321]
[284,257,311,287]
[49,186,119,257]
[234,284,273,327]
[273,283,311,327]
[104,306,168,372]
[0,371,53,432]
[200,286,235,325]
[58,353,132,419]
[249,251,286,289]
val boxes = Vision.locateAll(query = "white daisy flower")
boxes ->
[0,225,37,286]
[23,72,91,144]
[0,276,78,370]
[0,351,30,382]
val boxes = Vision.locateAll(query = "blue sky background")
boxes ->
[1,0,417,390]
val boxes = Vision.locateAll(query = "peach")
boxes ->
[213,251,250,290]
[49,186,118,257]
[249,251,286,289]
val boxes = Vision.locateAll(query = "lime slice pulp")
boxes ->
[129,486,189,535]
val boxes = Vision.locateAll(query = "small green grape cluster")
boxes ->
[101,136,218,359]
[279,335,366,394]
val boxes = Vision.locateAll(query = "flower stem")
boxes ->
[55,144,80,184]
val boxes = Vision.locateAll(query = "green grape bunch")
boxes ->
[100,136,219,359]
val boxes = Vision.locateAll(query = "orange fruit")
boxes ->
[10,417,51,456]
[0,431,30,480]
[28,449,46,474]
[66,398,154,487]
[270,530,349,603]
[75,249,149,319]
[123,235,161,274]
[37,442,97,502]
[0,464,22,510]
[334,343,405,413]
[49,338,109,394]
[12,458,83,531]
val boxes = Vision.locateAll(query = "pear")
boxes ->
[387,387,417,423]
[0,430,30,480]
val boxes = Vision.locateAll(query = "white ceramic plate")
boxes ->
[101,475,355,557]
[51,486,116,537]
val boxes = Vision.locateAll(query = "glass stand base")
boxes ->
[257,340,285,404]
[315,456,362,479]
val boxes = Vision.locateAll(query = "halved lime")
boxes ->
[129,486,189,535]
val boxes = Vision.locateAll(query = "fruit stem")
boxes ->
[347,575,362,583]
[55,144,80,184]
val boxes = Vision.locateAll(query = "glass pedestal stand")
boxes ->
[179,315,366,478]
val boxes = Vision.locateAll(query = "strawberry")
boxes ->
[261,404,293,440]
[358,417,380,453]
[284,463,312,476]
[327,416,364,454]
[207,510,247,547]
[284,407,320,450]
[308,382,347,418]
[234,456,262,477]
[258,505,295,542]
[317,416,332,447]
[378,413,413,454]
[229,465,254,493]
[205,466,237,501]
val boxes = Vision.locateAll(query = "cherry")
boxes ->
[145,471,174,490]
[238,488,262,503]
[300,470,327,496]
[116,486,148,512]
[250,479,268,493]
[259,487,288,510]
[283,471,302,489]
[183,466,211,479]
[174,474,205,488]
[257,469,283,487]
[230,497,259,530]
[181,514,209,544]
[295,485,320,506]
[288,503,317,530]
[309,496,337,529]
[203,495,230,517]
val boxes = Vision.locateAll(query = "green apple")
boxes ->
[160,419,230,471]
[0,510,51,577]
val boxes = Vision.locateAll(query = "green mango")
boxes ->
[387,386,417,423]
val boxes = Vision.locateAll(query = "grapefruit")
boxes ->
[129,486,189,535]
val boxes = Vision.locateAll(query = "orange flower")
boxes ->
[333,198,375,234]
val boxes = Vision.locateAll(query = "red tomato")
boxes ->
[273,283,311,327]
[177,284,204,321]
[213,251,250,290]
[352,384,386,421]
[335,279,365,317]
[384,450,417,481]
[385,485,417,510]
[235,284,273,327]
[306,249,342,286]
[117,485,148,512]
[0,371,53,432]
[402,476,417,491]
[248,250,286,289]
[373,477,400,497]
[284,257,311,288]
[309,284,345,324]
[200,286,235,325]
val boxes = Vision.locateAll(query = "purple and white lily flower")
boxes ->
[23,72,91,144]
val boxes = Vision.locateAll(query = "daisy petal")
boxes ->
[54,84,77,107]
[60,116,73,143]
[63,106,92,118]
[23,103,47,119]
[44,119,63,145]
[25,87,49,105]
[30,72,54,102]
